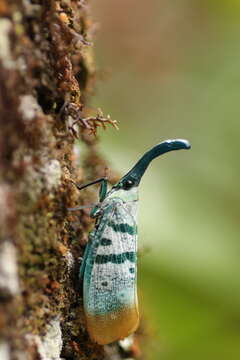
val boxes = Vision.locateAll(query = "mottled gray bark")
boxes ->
[0,1,139,359]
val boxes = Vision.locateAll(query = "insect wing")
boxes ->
[83,200,139,345]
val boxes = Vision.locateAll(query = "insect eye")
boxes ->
[123,179,134,190]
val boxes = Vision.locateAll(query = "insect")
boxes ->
[72,139,191,345]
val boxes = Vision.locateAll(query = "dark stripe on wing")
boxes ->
[95,251,136,264]
[108,222,137,235]
[100,238,112,246]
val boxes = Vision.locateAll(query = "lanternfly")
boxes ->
[70,139,191,345]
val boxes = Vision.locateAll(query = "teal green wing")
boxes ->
[82,199,139,344]
[84,199,137,314]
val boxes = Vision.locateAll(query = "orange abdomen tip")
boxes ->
[86,305,139,345]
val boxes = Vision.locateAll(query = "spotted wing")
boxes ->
[83,199,139,345]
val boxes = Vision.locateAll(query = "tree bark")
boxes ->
[0,1,139,359]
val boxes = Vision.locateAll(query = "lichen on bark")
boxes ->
[0,1,137,359]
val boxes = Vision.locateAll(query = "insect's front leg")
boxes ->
[89,204,103,219]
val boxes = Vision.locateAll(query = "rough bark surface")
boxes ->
[0,1,141,359]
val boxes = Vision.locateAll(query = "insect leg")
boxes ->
[70,177,108,202]
[70,177,107,191]
[99,178,108,202]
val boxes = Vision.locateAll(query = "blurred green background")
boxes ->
[90,1,240,359]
